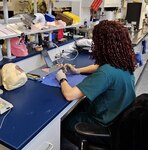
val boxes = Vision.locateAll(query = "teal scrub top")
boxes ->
[77,64,136,125]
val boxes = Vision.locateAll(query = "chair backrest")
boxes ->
[112,93,148,150]
[107,101,134,128]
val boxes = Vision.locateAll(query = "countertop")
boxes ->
[131,27,148,47]
[0,52,94,150]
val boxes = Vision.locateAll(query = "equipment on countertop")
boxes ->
[32,13,46,26]
[10,35,28,57]
[1,63,28,91]
[0,97,13,115]
[73,38,92,53]
[56,13,73,26]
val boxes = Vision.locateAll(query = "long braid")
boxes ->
[91,20,136,74]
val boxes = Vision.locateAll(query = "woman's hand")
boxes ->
[56,70,67,82]
[64,64,80,74]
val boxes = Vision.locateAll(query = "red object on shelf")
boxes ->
[90,0,102,12]
[58,29,64,40]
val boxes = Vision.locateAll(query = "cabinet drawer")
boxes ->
[22,118,60,150]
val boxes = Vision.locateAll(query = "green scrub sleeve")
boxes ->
[77,70,110,102]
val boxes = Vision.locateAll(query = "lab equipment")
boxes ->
[10,37,28,57]
[1,63,28,91]
[90,0,102,12]
[0,40,4,61]
[63,12,80,24]
[73,39,92,53]
[56,13,73,26]
[0,97,13,114]
[20,14,34,29]
[27,73,41,81]
[41,49,53,68]
[126,3,142,29]
[32,13,46,26]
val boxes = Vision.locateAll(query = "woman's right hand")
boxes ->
[64,64,80,74]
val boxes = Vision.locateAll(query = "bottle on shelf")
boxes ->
[84,19,88,28]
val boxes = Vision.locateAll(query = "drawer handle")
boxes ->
[38,142,53,150]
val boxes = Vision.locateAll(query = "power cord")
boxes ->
[60,48,79,61]
[52,42,79,64]
[0,109,11,129]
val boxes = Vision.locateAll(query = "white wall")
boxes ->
[53,0,92,24]
[139,1,147,29]
[81,7,92,24]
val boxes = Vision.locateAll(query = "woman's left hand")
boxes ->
[56,70,67,82]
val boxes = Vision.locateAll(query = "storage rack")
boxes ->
[0,0,81,59]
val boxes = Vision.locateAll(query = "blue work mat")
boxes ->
[40,70,87,88]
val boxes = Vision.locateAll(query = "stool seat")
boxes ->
[74,122,111,150]
[75,123,110,138]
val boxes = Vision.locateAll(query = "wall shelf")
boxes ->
[0,23,80,40]
[0,0,81,59]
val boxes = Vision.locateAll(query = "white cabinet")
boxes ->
[82,0,93,7]
[22,117,60,150]
[58,0,80,1]
[104,0,121,8]
[81,0,121,8]
[0,118,60,150]
[0,42,76,150]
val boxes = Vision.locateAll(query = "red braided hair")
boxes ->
[91,20,136,74]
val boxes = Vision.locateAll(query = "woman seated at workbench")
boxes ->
[56,20,136,147]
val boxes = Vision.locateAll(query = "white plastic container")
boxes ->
[105,11,115,20]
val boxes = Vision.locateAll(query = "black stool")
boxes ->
[74,122,111,150]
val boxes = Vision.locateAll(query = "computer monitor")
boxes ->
[125,3,142,29]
